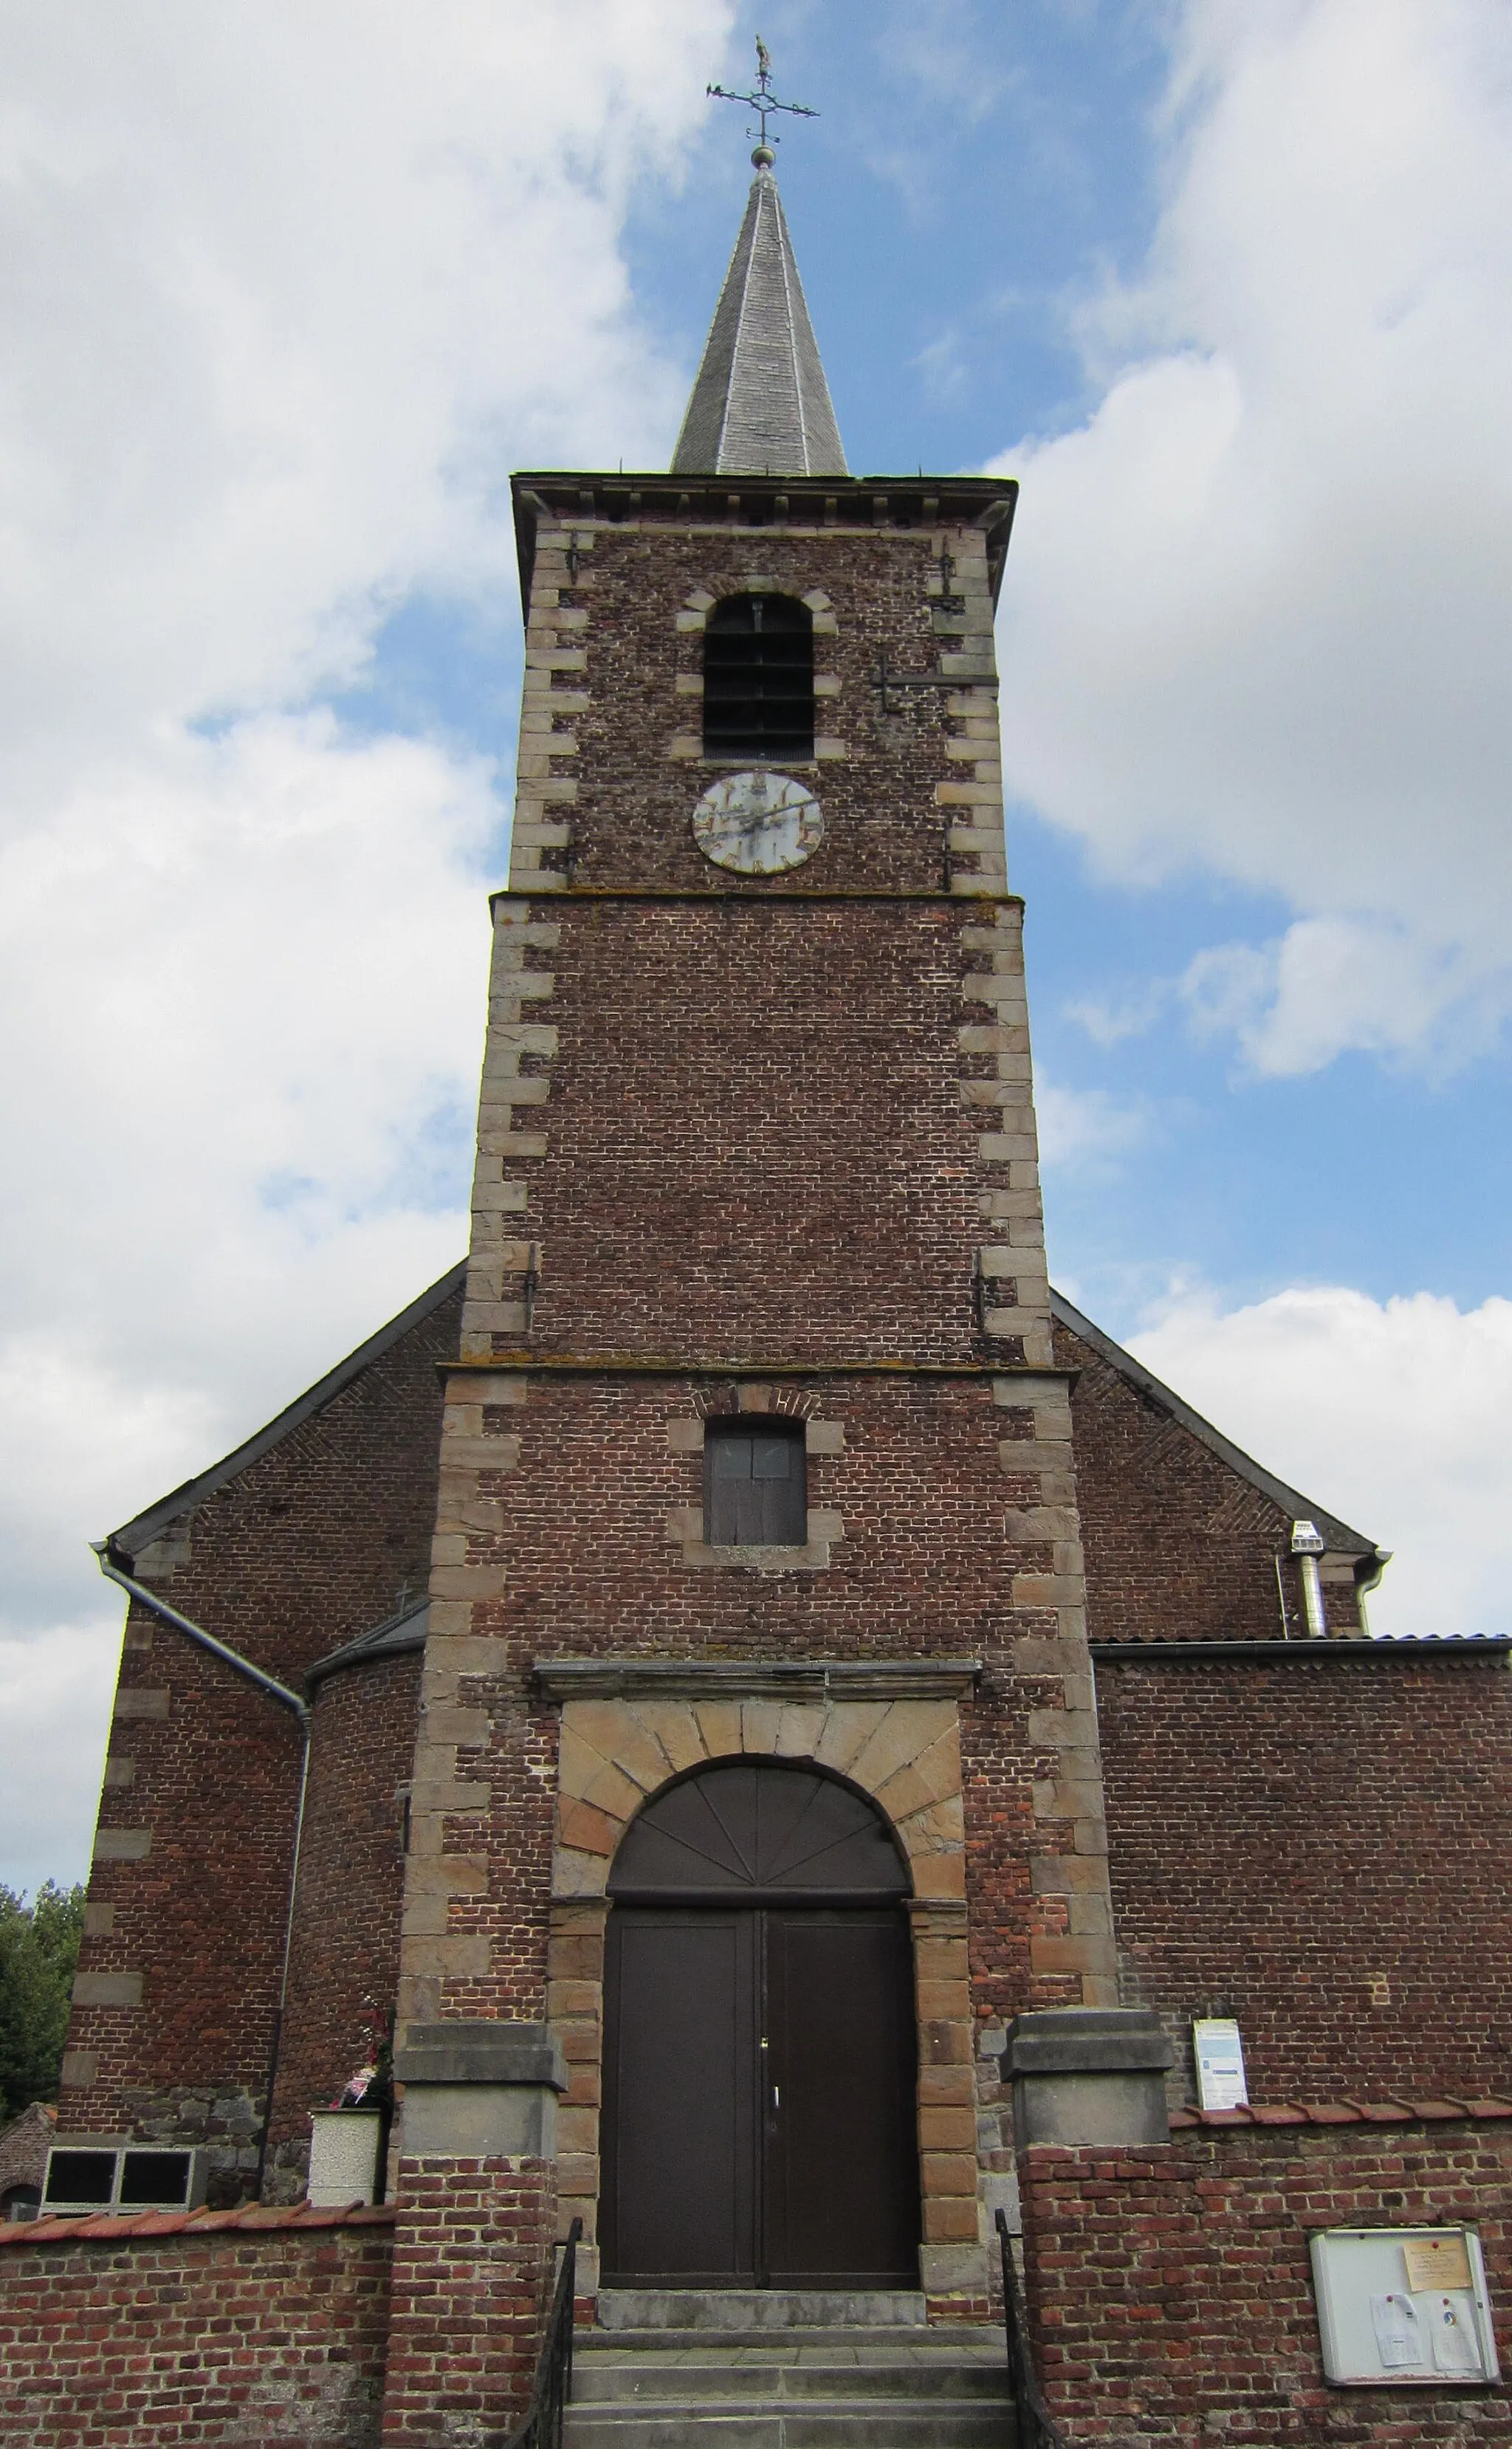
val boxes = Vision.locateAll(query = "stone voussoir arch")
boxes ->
[552,1689,965,1903]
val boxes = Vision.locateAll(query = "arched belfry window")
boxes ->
[703,594,814,761]
[705,1418,806,1546]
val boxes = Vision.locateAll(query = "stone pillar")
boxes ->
[380,2024,566,2448]
[1003,2007,1172,2149]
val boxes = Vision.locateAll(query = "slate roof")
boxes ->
[106,1263,467,1564]
[308,1598,430,1688]
[103,1261,1381,1607]
[671,168,847,477]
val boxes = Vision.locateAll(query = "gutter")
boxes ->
[1090,1635,1512,1663]
[91,1546,312,2202]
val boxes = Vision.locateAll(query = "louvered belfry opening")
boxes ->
[704,1416,808,1545]
[702,593,814,760]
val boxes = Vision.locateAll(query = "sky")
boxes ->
[3,0,1511,1895]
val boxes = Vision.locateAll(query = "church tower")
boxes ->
[381,128,1118,2442]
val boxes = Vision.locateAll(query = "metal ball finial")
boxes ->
[752,142,774,168]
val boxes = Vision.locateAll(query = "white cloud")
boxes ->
[0,1624,120,1899]
[0,1,736,1886]
[0,1,730,783]
[992,0,1512,1074]
[1035,1076,1150,1171]
[1130,1282,1512,1637]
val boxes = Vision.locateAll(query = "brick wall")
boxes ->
[521,896,1000,1361]
[267,1649,424,2199]
[1097,1651,1512,2100]
[0,2104,53,2212]
[1020,2117,1512,2444]
[399,1366,1107,2036]
[0,2208,393,2447]
[63,1280,460,2182]
[379,2157,556,2444]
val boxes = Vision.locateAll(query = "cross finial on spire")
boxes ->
[707,35,817,169]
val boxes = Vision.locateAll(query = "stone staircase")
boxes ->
[566,2292,1014,2449]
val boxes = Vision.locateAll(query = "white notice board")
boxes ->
[1192,2018,1248,2111]
[1310,2228,1499,2386]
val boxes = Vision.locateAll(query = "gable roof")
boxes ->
[106,1262,467,1564]
[103,1263,1378,1575]
[1051,1288,1379,1558]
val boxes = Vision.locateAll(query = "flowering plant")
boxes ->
[329,2003,395,2111]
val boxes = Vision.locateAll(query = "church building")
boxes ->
[7,117,1512,2449]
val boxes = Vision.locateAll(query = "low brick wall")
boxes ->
[0,2204,394,2448]
[380,2156,557,2445]
[1020,2112,1512,2444]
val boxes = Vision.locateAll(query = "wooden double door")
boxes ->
[598,1763,921,2289]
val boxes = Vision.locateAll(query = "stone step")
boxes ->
[564,2409,1010,2449]
[573,2363,1010,2403]
[580,2330,989,2356]
[594,2291,928,2332]
[566,2321,1013,2449]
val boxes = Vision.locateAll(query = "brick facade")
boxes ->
[63,1277,460,2191]
[388,475,1113,2388]
[1020,2115,1512,2444]
[52,466,1504,2446]
[267,1646,425,2199]
[0,2208,394,2448]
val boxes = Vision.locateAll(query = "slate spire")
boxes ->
[671,165,848,478]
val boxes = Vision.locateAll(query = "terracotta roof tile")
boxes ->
[1169,2098,1504,2133]
[0,2199,395,2250]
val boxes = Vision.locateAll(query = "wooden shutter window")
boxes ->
[705,1421,808,1547]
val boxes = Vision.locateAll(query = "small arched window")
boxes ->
[703,594,814,761]
[704,1418,807,1546]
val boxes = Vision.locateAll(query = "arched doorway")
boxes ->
[599,1758,921,2289]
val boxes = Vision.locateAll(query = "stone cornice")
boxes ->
[442,1357,1076,1379]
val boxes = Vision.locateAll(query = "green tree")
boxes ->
[0,1882,86,2125]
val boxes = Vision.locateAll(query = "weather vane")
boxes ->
[707,35,817,168]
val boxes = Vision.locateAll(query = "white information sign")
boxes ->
[1192,2018,1248,2111]
[1310,2228,1499,2387]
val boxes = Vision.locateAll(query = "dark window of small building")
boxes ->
[704,1420,808,1546]
[703,594,814,760]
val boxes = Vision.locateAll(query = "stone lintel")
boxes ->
[533,1658,982,1703]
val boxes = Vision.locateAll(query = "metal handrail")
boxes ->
[503,2216,583,2449]
[995,2205,1070,2449]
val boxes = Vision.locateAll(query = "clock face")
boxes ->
[692,770,824,875]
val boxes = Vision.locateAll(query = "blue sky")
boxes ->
[3,0,1511,1891]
